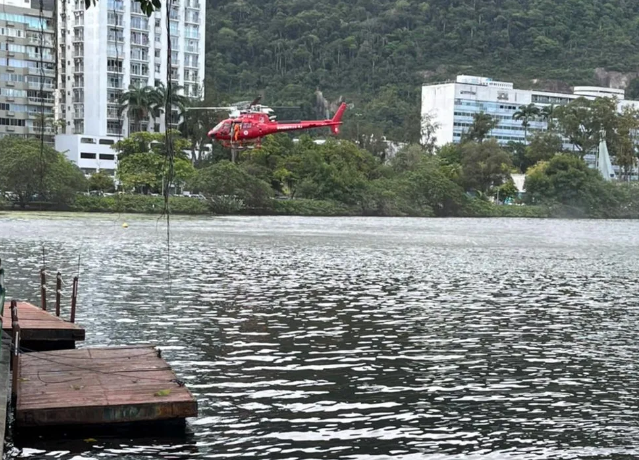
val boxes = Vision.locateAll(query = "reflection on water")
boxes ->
[2,213,639,459]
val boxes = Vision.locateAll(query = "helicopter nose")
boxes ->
[207,129,215,138]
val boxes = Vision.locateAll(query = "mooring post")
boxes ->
[0,258,5,318]
[10,299,20,405]
[55,272,62,317]
[40,268,46,311]
[70,276,78,323]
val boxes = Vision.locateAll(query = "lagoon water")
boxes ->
[2,213,639,459]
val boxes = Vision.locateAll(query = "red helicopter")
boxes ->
[191,97,347,149]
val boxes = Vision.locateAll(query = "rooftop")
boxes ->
[424,75,628,100]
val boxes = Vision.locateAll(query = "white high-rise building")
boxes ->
[0,0,56,143]
[55,0,205,174]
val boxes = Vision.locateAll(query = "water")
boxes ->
[2,213,639,459]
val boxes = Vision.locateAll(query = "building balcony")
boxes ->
[73,82,84,88]
[28,97,54,105]
[28,126,54,135]
[74,111,84,119]
[27,53,55,62]
[28,37,54,46]
[107,66,123,73]
[28,82,55,90]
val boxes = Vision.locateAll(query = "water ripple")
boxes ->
[2,214,639,459]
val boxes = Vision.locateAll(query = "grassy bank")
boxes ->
[70,195,210,214]
[0,194,550,218]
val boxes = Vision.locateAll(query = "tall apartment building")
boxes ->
[55,0,205,174]
[0,0,56,143]
[422,75,639,148]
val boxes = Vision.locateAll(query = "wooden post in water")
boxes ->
[40,268,46,311]
[70,276,78,323]
[10,300,20,405]
[55,272,61,317]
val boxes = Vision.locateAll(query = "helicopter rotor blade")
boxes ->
[250,96,262,107]
[184,107,236,111]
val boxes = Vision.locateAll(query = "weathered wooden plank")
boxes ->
[2,302,85,344]
[0,333,12,458]
[17,346,197,427]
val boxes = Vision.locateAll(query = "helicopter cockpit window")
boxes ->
[211,121,225,133]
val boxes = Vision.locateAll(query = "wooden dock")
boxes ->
[0,333,11,457]
[15,346,197,427]
[2,302,85,350]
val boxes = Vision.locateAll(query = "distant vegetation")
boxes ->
[206,0,639,143]
[4,94,639,219]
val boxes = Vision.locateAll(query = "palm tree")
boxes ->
[513,103,540,142]
[180,104,218,165]
[118,84,156,134]
[152,82,190,128]
[463,112,500,143]
[539,104,556,130]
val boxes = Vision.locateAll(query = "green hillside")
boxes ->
[205,0,639,143]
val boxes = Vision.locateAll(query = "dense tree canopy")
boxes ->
[0,138,86,208]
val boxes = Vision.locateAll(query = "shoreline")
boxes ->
[1,194,551,218]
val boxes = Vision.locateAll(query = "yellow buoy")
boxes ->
[122,223,129,228]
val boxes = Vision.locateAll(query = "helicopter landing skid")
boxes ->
[222,140,261,150]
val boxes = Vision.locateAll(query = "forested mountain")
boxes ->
[206,0,639,143]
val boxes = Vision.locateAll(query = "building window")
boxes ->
[80,152,96,159]
[154,49,160,58]
[130,31,149,46]
[80,137,95,144]
[0,118,26,126]
[107,12,123,26]
[107,58,123,72]
[107,121,121,135]
[131,46,148,61]
[99,153,115,160]
[185,25,199,39]
[99,139,114,145]
[130,16,148,30]
[107,29,124,42]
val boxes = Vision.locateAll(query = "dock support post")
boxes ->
[55,272,61,317]
[70,276,78,323]
[10,300,20,406]
[0,258,5,318]
[40,268,46,311]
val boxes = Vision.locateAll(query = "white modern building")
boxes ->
[55,0,205,174]
[55,134,117,175]
[422,75,639,147]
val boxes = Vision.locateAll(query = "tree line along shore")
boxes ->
[3,95,639,219]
